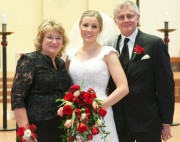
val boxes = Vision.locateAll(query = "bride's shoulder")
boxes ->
[100,46,119,57]
[66,48,79,60]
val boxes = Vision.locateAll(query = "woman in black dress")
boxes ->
[11,19,71,142]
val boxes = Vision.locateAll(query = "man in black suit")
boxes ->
[104,1,175,142]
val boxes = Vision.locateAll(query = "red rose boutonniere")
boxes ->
[131,45,144,61]
[56,85,110,142]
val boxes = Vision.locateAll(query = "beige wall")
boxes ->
[0,0,180,72]
[0,0,43,72]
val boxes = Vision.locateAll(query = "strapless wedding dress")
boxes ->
[67,46,119,142]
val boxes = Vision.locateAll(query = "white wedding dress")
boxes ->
[67,46,119,142]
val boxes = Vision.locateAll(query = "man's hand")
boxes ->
[161,124,172,141]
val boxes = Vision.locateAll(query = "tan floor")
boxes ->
[0,103,180,142]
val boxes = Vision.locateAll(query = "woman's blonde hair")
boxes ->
[34,19,69,57]
[79,10,103,33]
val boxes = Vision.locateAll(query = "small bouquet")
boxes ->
[56,85,110,142]
[17,123,38,142]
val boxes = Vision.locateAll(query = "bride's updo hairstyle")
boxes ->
[79,10,103,33]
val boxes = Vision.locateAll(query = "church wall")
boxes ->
[0,0,180,72]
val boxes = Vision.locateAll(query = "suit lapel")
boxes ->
[118,30,145,75]
[130,30,144,61]
[127,30,145,75]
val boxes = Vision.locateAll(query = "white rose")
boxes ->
[80,113,86,121]
[64,119,72,128]
[22,129,31,140]
[96,119,102,126]
[92,101,98,109]
[65,101,72,105]
[74,91,80,97]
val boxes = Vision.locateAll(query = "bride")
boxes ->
[65,10,129,142]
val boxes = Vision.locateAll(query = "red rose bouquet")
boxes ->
[56,85,110,142]
[131,45,144,61]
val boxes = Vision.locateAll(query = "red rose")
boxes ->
[84,92,96,105]
[77,123,88,133]
[73,97,79,103]
[29,124,38,139]
[85,106,91,113]
[88,88,97,97]
[77,99,85,107]
[63,105,73,115]
[17,127,25,136]
[86,133,93,140]
[91,126,99,135]
[134,45,144,54]
[79,91,86,99]
[70,85,80,92]
[69,136,75,142]
[29,124,37,132]
[131,45,144,61]
[73,120,77,125]
[64,92,74,101]
[98,108,107,118]
[75,108,81,116]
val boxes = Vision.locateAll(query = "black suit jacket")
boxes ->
[105,29,175,133]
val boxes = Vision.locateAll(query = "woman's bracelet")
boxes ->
[17,123,37,142]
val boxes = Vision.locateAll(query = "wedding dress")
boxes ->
[67,46,119,142]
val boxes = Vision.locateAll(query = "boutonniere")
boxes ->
[131,45,144,61]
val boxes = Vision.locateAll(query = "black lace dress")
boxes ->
[11,51,71,142]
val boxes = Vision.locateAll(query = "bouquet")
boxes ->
[56,85,110,142]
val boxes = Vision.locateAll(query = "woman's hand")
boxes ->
[25,137,38,142]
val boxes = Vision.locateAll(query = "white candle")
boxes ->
[2,14,7,24]
[164,12,169,22]
[2,14,7,32]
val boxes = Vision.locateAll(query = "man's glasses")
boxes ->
[115,14,136,21]
[45,36,63,42]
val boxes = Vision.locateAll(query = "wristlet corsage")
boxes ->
[17,123,38,142]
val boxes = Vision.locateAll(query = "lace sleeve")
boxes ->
[11,55,35,110]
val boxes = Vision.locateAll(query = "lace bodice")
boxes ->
[67,46,118,99]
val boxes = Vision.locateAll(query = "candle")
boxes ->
[2,14,7,32]
[164,12,169,30]
[164,12,169,22]
[2,14,7,24]
[164,21,168,30]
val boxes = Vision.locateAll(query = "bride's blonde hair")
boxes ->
[79,10,103,33]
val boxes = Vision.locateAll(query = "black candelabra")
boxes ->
[0,15,15,131]
[158,21,179,126]
[157,21,176,52]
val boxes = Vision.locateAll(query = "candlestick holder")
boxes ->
[0,31,15,131]
[158,22,179,126]
[157,21,176,52]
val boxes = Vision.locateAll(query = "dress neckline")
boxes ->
[73,46,105,62]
